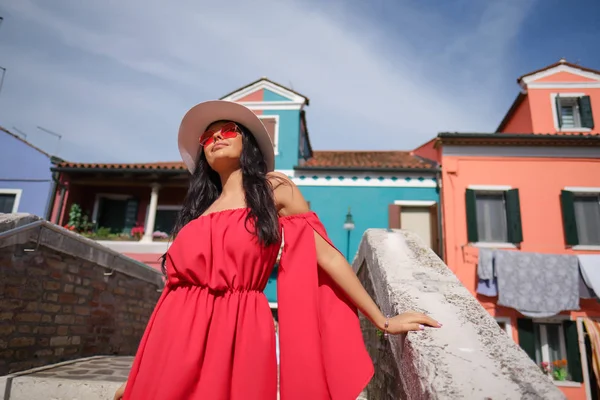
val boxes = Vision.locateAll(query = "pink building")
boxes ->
[428,60,600,399]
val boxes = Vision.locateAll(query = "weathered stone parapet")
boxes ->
[354,229,565,400]
[0,214,163,287]
[0,214,164,375]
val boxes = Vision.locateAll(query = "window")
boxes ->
[154,206,181,235]
[534,323,568,369]
[495,317,513,339]
[0,194,16,213]
[517,319,582,383]
[465,188,522,244]
[258,115,279,154]
[93,195,139,234]
[554,94,594,130]
[561,190,600,246]
[0,189,21,213]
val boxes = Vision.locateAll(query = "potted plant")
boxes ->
[152,231,170,242]
[552,359,568,381]
[131,225,145,240]
[540,359,569,381]
[64,203,94,234]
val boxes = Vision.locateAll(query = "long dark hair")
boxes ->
[160,122,281,274]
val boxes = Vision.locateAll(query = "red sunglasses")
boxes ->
[199,122,241,147]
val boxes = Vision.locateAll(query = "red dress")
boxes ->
[123,208,373,400]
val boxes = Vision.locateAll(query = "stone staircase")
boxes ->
[0,356,128,400]
[0,356,367,399]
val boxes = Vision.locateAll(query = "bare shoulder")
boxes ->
[267,171,309,216]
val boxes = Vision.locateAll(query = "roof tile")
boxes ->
[301,151,435,169]
[56,161,187,170]
[56,152,436,171]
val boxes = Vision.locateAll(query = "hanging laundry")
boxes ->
[579,266,596,299]
[476,248,497,297]
[579,255,600,298]
[477,248,495,280]
[495,250,579,317]
[583,318,600,391]
[477,278,498,297]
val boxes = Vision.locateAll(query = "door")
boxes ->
[388,203,440,255]
[97,198,128,233]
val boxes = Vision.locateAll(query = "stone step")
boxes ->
[1,356,366,399]
[1,356,127,400]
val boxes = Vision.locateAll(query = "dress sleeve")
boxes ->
[278,212,374,400]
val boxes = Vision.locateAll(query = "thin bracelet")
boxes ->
[383,315,390,339]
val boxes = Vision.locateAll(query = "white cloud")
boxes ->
[0,0,535,162]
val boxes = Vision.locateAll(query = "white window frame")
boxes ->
[258,114,280,156]
[393,200,436,207]
[0,189,22,213]
[551,93,592,132]
[537,322,568,367]
[495,317,513,340]
[467,185,517,249]
[531,317,582,387]
[565,186,600,250]
[149,205,183,235]
[144,204,183,222]
[393,200,438,250]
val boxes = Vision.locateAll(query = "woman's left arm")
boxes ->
[270,172,441,334]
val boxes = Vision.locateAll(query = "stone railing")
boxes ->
[353,229,565,400]
[0,214,164,376]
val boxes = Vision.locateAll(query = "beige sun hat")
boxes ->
[178,100,275,173]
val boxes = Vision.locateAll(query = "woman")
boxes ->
[114,100,441,400]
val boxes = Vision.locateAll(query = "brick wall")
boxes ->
[0,243,162,375]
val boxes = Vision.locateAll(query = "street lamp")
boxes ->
[343,207,355,261]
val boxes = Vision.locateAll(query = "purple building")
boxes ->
[0,127,56,218]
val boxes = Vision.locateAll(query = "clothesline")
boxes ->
[475,250,600,316]
[462,243,600,252]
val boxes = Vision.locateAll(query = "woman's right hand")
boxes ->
[113,381,127,400]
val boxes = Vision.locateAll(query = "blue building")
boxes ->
[0,127,56,217]
[221,79,441,260]
[50,78,441,307]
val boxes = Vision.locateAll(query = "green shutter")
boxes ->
[505,189,523,244]
[517,319,536,362]
[123,198,139,233]
[555,94,563,129]
[465,189,478,243]
[560,190,579,246]
[563,321,583,383]
[579,95,595,129]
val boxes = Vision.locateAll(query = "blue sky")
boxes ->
[0,0,598,163]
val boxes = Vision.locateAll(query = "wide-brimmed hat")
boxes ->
[178,100,275,173]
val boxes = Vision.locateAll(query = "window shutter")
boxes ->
[555,94,563,129]
[465,189,478,243]
[388,204,401,229]
[505,189,523,244]
[560,190,579,246]
[517,318,536,362]
[578,95,595,129]
[124,198,139,233]
[563,321,583,383]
